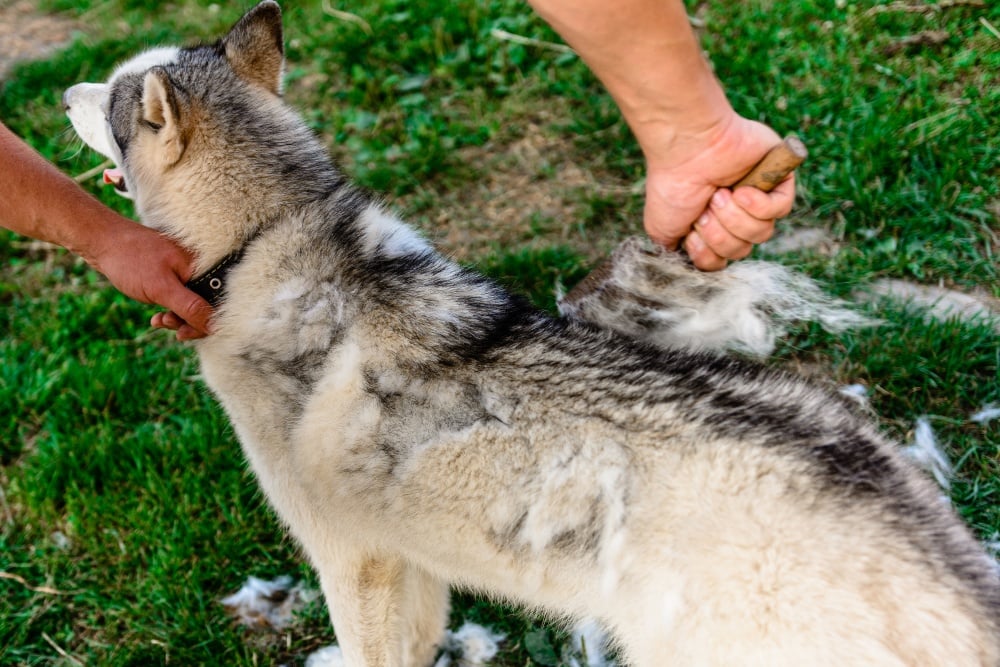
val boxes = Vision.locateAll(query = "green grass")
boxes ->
[1,0,998,665]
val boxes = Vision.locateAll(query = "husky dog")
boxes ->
[63,3,999,665]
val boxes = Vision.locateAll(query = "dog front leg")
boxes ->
[320,551,412,667]
[397,565,450,666]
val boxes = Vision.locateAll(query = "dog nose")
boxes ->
[62,90,71,112]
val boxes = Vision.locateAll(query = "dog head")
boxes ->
[62,1,332,265]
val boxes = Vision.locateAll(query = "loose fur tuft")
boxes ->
[903,416,953,492]
[559,236,878,357]
[971,404,1000,425]
[220,575,319,631]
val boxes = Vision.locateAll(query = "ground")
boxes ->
[0,1,78,80]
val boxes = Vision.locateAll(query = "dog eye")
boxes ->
[144,120,163,132]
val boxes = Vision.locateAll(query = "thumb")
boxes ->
[159,281,214,336]
[156,239,214,336]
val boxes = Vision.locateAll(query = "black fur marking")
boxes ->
[805,433,897,495]
[499,324,906,498]
[550,497,604,557]
[488,511,529,553]
[235,346,328,417]
[107,74,144,157]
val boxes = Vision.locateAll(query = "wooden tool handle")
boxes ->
[731,135,807,192]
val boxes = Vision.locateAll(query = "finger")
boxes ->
[696,201,758,261]
[683,230,728,271]
[695,213,755,260]
[176,323,207,341]
[705,189,775,249]
[159,284,214,336]
[151,310,185,331]
[731,174,796,221]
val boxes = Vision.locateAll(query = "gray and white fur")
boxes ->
[557,236,877,357]
[63,3,1000,665]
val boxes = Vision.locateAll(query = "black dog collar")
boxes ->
[185,247,248,308]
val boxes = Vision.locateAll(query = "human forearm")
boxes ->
[525,0,733,161]
[0,121,124,262]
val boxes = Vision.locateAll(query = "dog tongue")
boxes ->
[103,168,125,188]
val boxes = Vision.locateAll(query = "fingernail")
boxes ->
[695,212,709,229]
[712,190,730,209]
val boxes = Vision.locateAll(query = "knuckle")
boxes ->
[687,242,727,271]
[730,242,754,260]
[697,218,727,248]
[184,297,212,328]
[644,221,681,250]
[747,220,776,244]
[701,256,728,271]
[699,221,745,260]
[757,222,777,243]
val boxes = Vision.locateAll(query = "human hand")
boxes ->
[85,216,213,340]
[640,113,796,271]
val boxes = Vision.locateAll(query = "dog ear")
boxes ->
[142,67,186,166]
[222,0,284,95]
